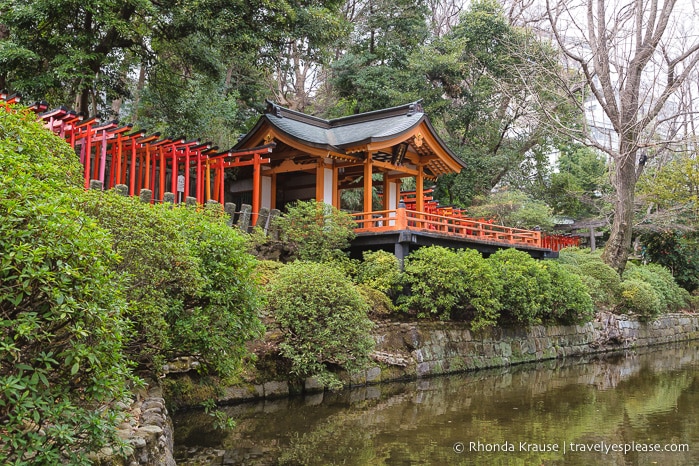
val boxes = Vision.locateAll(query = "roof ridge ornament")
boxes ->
[265,99,283,118]
[407,101,423,116]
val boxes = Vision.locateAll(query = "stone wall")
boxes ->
[91,382,176,466]
[218,312,699,403]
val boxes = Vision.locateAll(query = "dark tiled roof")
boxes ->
[235,101,464,169]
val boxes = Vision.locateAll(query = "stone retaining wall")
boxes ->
[218,312,699,403]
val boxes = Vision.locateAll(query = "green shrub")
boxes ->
[83,192,265,378]
[557,247,602,266]
[577,260,621,308]
[266,261,374,389]
[618,279,663,320]
[255,259,285,286]
[542,261,594,324]
[164,205,265,377]
[275,200,356,262]
[357,250,402,296]
[398,246,502,329]
[641,230,699,292]
[489,249,552,325]
[0,108,133,464]
[623,263,688,312]
[357,284,395,317]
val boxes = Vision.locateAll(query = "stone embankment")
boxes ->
[91,382,176,466]
[220,312,699,402]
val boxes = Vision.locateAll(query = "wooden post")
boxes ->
[144,143,151,190]
[170,145,178,204]
[252,153,262,225]
[205,159,211,202]
[159,146,166,202]
[184,146,191,200]
[315,159,325,203]
[416,165,424,213]
[270,173,277,209]
[98,130,108,183]
[332,166,339,209]
[219,158,225,204]
[363,151,373,221]
[83,124,93,189]
[129,140,137,195]
[382,172,390,211]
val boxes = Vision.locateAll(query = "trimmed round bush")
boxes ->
[542,261,594,324]
[266,261,374,389]
[399,246,502,329]
[618,279,663,320]
[623,263,688,312]
[357,250,402,296]
[489,248,552,325]
[577,260,621,308]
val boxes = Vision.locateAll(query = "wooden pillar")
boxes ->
[83,125,93,189]
[205,159,211,202]
[416,165,424,213]
[363,151,373,219]
[159,146,166,201]
[270,173,277,209]
[252,153,262,224]
[315,159,325,202]
[98,130,108,183]
[144,144,151,190]
[184,146,191,200]
[219,158,225,204]
[382,172,390,211]
[170,146,178,204]
[332,166,339,209]
[129,140,137,195]
[196,152,203,203]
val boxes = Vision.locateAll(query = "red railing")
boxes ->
[352,208,542,248]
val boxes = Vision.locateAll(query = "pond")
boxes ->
[173,341,699,465]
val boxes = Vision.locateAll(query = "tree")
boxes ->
[416,0,577,206]
[545,0,699,273]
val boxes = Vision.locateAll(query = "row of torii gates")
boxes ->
[2,91,578,257]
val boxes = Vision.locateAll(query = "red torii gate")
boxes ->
[3,93,274,221]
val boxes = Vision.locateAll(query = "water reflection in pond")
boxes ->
[174,342,699,465]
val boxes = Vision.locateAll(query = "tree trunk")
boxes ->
[602,146,637,274]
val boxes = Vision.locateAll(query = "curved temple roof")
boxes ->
[235,100,466,177]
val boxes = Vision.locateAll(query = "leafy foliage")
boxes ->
[541,262,594,324]
[618,279,663,321]
[557,248,620,309]
[468,190,555,230]
[356,250,402,297]
[83,192,264,377]
[641,230,699,292]
[276,200,356,262]
[266,261,374,389]
[398,246,502,328]
[489,249,552,325]
[0,108,133,464]
[622,263,688,313]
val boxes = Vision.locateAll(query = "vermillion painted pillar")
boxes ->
[98,130,108,183]
[219,158,225,203]
[83,124,93,189]
[315,159,325,203]
[252,153,262,224]
[159,146,166,201]
[364,151,373,222]
[205,159,211,202]
[332,166,339,209]
[184,146,191,199]
[416,165,424,213]
[170,145,178,204]
[130,141,137,195]
[144,144,151,190]
[115,134,123,187]
[196,151,203,203]
[382,172,390,211]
